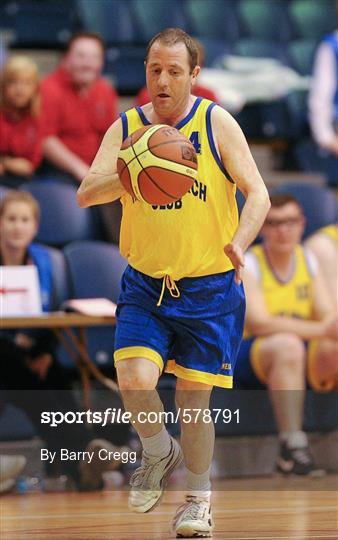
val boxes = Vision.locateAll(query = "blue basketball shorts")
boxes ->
[113,265,246,388]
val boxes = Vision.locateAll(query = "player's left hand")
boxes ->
[224,243,245,284]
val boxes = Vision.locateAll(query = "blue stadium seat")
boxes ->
[289,0,336,40]
[0,403,36,441]
[12,0,77,47]
[295,140,338,187]
[105,46,146,94]
[0,1,17,31]
[233,39,288,63]
[234,104,263,139]
[259,99,293,139]
[64,241,127,302]
[62,241,127,368]
[132,0,187,43]
[285,90,309,138]
[259,90,310,140]
[287,39,317,76]
[44,245,70,310]
[77,0,135,45]
[22,180,98,247]
[272,183,338,237]
[237,0,292,42]
[199,38,232,68]
[185,0,239,42]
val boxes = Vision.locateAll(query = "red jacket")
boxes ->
[41,67,119,164]
[0,110,42,169]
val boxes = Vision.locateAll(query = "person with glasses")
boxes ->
[234,194,338,476]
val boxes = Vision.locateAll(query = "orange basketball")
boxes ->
[117,124,198,205]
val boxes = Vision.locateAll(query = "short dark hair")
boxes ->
[269,193,302,212]
[145,28,199,72]
[65,31,106,53]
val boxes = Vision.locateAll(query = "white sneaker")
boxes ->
[173,495,213,538]
[0,455,26,493]
[128,436,183,513]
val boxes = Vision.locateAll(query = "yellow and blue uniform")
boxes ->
[114,97,245,388]
[234,244,334,391]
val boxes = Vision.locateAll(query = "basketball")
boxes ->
[117,124,198,205]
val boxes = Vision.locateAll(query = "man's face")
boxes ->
[146,41,199,118]
[65,38,104,87]
[0,202,38,251]
[261,202,305,254]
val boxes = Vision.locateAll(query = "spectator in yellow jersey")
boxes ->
[235,194,338,476]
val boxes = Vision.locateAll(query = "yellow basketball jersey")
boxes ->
[320,224,338,246]
[245,244,314,337]
[118,97,238,280]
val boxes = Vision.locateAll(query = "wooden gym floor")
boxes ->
[1,476,337,539]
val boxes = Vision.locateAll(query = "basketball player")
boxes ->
[235,195,338,475]
[77,29,270,538]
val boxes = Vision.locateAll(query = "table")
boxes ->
[1,312,119,406]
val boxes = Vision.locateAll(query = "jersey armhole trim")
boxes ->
[136,106,151,126]
[303,247,318,278]
[120,112,129,141]
[206,103,234,183]
[175,96,203,129]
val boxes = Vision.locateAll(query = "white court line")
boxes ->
[3,505,337,521]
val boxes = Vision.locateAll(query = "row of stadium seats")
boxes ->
[1,0,335,47]
[0,182,102,247]
[1,179,336,248]
[45,240,126,369]
[105,37,319,94]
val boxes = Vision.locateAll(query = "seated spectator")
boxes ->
[305,224,337,306]
[0,56,42,188]
[234,194,338,476]
[308,30,338,182]
[40,31,121,244]
[0,191,129,490]
[40,32,119,183]
[135,38,219,106]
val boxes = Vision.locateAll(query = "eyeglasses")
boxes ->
[265,217,303,228]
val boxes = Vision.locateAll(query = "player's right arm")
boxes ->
[77,119,126,208]
[244,269,337,341]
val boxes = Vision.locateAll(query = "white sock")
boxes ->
[186,467,211,501]
[280,430,308,449]
[140,425,171,458]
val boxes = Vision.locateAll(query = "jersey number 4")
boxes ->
[189,131,201,154]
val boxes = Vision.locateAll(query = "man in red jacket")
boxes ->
[41,32,119,183]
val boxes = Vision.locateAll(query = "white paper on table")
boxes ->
[0,266,42,316]
[63,298,117,317]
